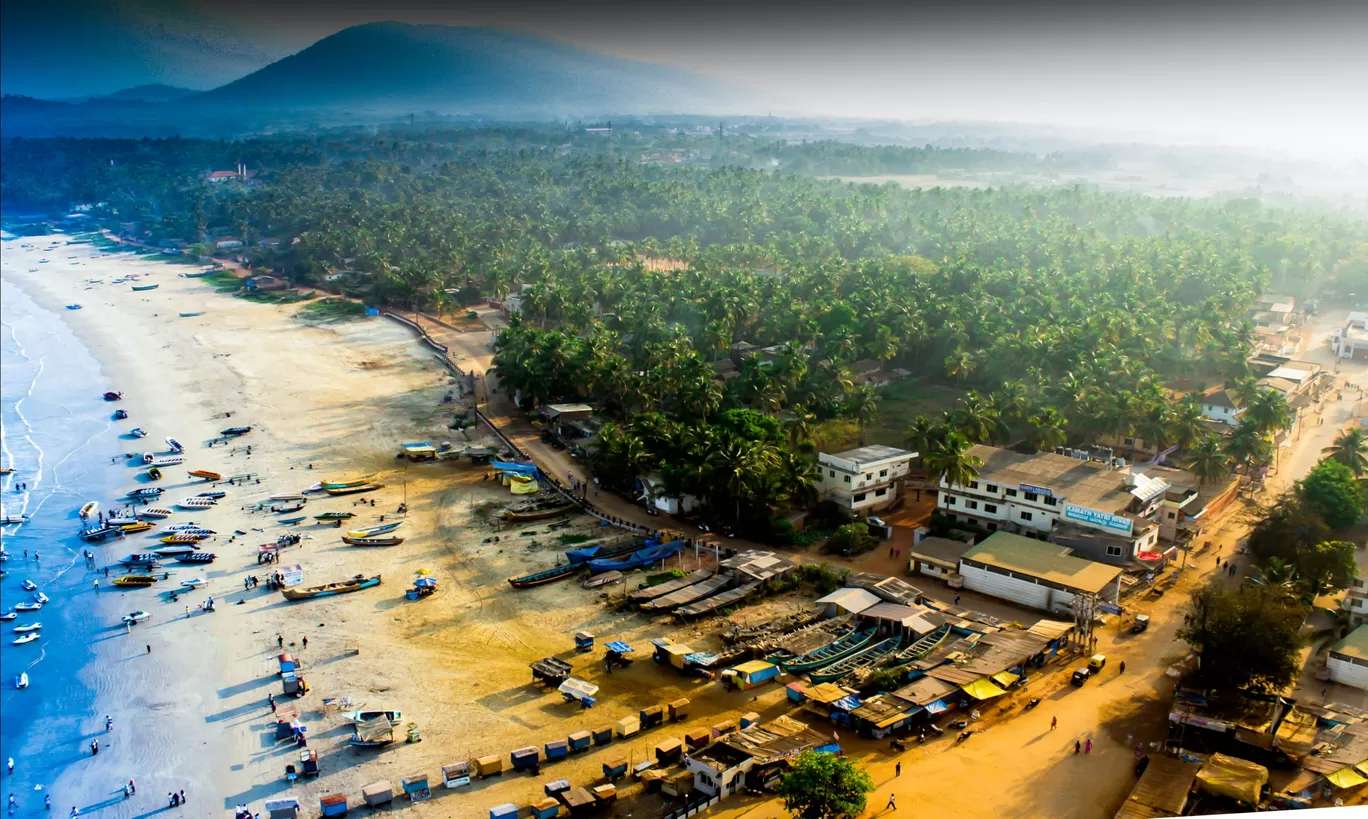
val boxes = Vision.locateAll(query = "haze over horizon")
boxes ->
[3,0,1366,157]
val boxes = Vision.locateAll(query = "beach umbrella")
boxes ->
[416,567,431,575]
[414,577,437,589]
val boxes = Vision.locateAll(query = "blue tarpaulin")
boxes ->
[565,539,654,564]
[605,641,633,653]
[492,461,539,476]
[586,540,682,574]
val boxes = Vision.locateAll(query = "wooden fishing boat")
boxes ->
[79,501,99,518]
[313,512,355,521]
[341,536,404,547]
[131,284,159,291]
[780,628,877,674]
[113,575,157,588]
[188,470,222,481]
[139,507,173,518]
[347,522,402,538]
[118,522,153,533]
[320,474,378,490]
[508,562,582,589]
[220,426,252,436]
[282,574,381,601]
[326,483,382,496]
[179,311,205,318]
[582,570,624,589]
[279,515,306,525]
[808,635,904,684]
[502,504,576,523]
[887,624,953,666]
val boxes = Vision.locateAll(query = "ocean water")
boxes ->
[1,276,122,807]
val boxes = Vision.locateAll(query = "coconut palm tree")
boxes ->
[1244,388,1294,434]
[1168,396,1209,453]
[951,392,1005,444]
[1322,428,1368,476]
[923,431,983,489]
[904,414,946,464]
[1026,408,1068,453]
[1182,435,1230,485]
[1225,420,1272,473]
[847,384,882,446]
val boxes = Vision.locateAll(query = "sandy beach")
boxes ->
[1,236,804,818]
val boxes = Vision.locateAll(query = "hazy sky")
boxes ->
[3,0,1366,155]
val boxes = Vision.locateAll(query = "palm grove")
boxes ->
[5,130,1368,543]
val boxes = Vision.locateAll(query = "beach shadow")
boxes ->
[217,676,274,699]
[222,778,292,809]
[79,795,128,813]
[206,700,267,724]
[131,807,175,819]
[475,684,549,713]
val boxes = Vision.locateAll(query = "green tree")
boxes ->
[846,385,882,447]
[1183,435,1231,486]
[923,431,982,488]
[1243,388,1294,434]
[1297,460,1366,529]
[1323,428,1368,476]
[1178,581,1303,694]
[823,522,877,556]
[1026,408,1068,453]
[1298,540,1358,597]
[1246,498,1331,567]
[776,751,874,819]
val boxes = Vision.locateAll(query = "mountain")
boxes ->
[192,22,735,115]
[102,84,199,103]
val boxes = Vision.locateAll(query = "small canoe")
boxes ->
[320,474,378,490]
[341,536,404,547]
[503,505,576,523]
[113,576,157,588]
[179,311,205,318]
[282,574,381,601]
[188,470,221,481]
[196,490,227,499]
[326,483,382,496]
[139,508,174,518]
[79,501,98,518]
[269,494,307,502]
[347,522,402,538]
[278,516,306,525]
[131,284,159,291]
[508,563,582,589]
[272,503,305,513]
[314,512,355,521]
[582,570,624,589]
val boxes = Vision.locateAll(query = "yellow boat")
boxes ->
[119,522,153,533]
[113,575,157,588]
[160,534,206,544]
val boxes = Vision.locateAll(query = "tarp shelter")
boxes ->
[492,460,539,476]
[509,475,540,494]
[1196,753,1269,805]
[1325,766,1368,789]
[991,671,1020,688]
[1114,755,1200,818]
[656,642,694,669]
[960,678,1008,700]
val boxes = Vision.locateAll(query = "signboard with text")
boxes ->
[1063,503,1134,535]
[1019,483,1054,497]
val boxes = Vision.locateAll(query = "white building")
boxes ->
[1333,325,1368,361]
[1341,548,1368,625]
[1327,626,1368,691]
[936,445,1160,561]
[958,531,1122,614]
[817,445,916,515]
[1199,386,1244,425]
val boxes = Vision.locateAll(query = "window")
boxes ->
[1005,488,1018,497]
[1106,545,1124,557]
[1044,496,1057,507]
[1020,511,1033,521]
[829,470,836,478]
[946,496,957,506]
[866,474,873,481]
[1167,511,1176,520]
[1023,491,1038,502]
[986,484,998,493]
[843,475,851,483]
[854,493,867,502]
[1124,438,1134,446]
[875,488,887,497]
[984,504,997,513]
[987,523,997,530]
[969,481,979,490]
[879,469,888,478]
[965,500,978,510]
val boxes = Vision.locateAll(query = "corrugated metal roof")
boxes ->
[963,531,1122,594]
[814,588,881,614]
[1330,625,1368,663]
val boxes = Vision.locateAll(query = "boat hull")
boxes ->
[508,563,582,589]
[281,574,382,601]
[326,484,381,496]
[341,536,404,546]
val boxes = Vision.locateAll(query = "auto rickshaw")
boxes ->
[1131,614,1150,633]
[1071,667,1091,686]
[1088,654,1107,672]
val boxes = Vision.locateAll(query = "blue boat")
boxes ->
[808,635,904,684]
[508,562,582,589]
[585,540,682,574]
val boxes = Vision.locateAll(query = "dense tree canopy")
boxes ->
[1179,582,1304,694]
[777,751,874,819]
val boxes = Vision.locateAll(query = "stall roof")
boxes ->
[891,676,958,707]
[850,694,920,728]
[850,573,924,606]
[733,660,776,675]
[1116,756,1200,818]
[927,665,987,686]
[719,550,798,582]
[814,588,881,615]
[963,532,1123,595]
[961,678,1008,700]
[804,683,852,704]
[907,537,974,568]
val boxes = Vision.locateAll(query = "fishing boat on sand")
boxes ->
[127,487,163,499]
[79,501,99,518]
[188,470,222,481]
[346,522,402,538]
[220,426,252,436]
[152,545,198,556]
[165,437,184,453]
[279,516,306,525]
[179,577,205,589]
[113,576,157,588]
[808,635,904,684]
[780,628,877,674]
[103,392,122,401]
[175,553,216,564]
[326,483,382,496]
[502,504,576,522]
[80,526,119,541]
[582,570,624,589]
[139,508,174,518]
[160,533,207,543]
[113,409,128,419]
[131,284,159,291]
[151,456,184,467]
[282,574,381,601]
[129,427,148,438]
[118,522,153,533]
[341,536,404,547]
[118,554,160,566]
[313,512,354,521]
[320,474,377,490]
[508,562,582,589]
[177,497,217,510]
[179,311,205,318]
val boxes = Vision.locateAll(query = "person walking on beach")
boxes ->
[145,645,151,654]
[302,637,308,650]
[1085,737,1093,754]
[122,786,129,800]
[886,793,896,812]
[128,780,135,795]
[69,807,78,818]
[1051,716,1058,730]
[8,794,16,814]
[179,790,185,805]
[105,716,112,732]
[277,634,284,649]
[895,761,901,777]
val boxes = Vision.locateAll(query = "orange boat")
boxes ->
[188,470,222,481]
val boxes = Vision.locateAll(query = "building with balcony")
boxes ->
[817,445,916,515]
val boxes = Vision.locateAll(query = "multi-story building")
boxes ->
[1341,548,1368,625]
[817,445,916,515]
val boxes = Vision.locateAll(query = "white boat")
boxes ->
[162,524,213,534]
[79,501,98,518]
[151,456,184,466]
[343,709,403,725]
[13,602,41,612]
[12,634,39,645]
[151,545,197,556]
[2,515,29,525]
[179,577,205,589]
[14,673,28,690]
[33,593,48,605]
[195,490,227,500]
[177,497,215,509]
[129,428,148,438]
[165,437,184,453]
[106,516,139,526]
[20,579,37,591]
[122,610,150,624]
[13,623,41,633]
[139,508,173,518]
[0,612,16,621]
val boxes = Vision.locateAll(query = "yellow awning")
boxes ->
[1355,761,1368,778]
[1325,766,1368,789]
[960,678,1008,700]
[510,479,540,495]
[991,671,1020,688]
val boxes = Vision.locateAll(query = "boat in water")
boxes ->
[508,562,582,589]
[282,574,382,601]
[13,602,41,612]
[20,579,37,591]
[80,526,119,541]
[347,522,403,538]
[14,673,28,690]
[188,470,222,481]
[33,593,49,606]
[79,501,98,518]
[1,515,29,525]
[0,613,16,621]
[13,623,42,633]
[12,634,39,645]
[341,536,404,547]
[103,391,122,401]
